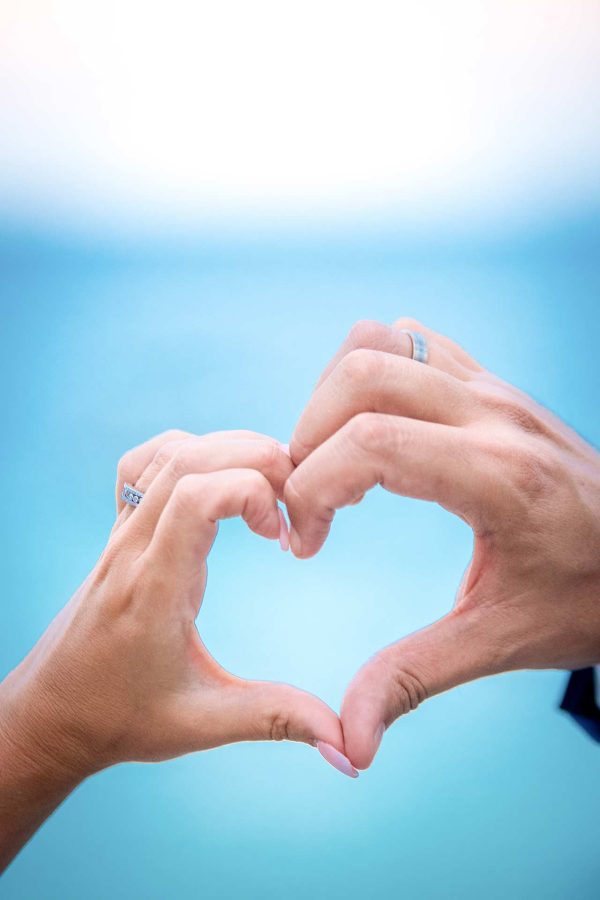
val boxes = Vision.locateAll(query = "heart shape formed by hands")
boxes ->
[97,316,596,780]
[3,317,599,875]
[7,317,598,795]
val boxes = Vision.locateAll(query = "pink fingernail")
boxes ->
[278,506,290,552]
[277,442,291,457]
[316,741,359,778]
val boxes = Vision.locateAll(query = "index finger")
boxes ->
[284,413,497,558]
[291,349,472,465]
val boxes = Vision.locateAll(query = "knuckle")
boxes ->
[506,404,545,435]
[242,467,269,495]
[257,438,281,474]
[338,347,381,388]
[172,473,203,510]
[163,439,199,480]
[347,318,388,350]
[345,412,396,456]
[376,651,429,720]
[472,382,546,435]
[238,470,272,521]
[161,428,190,443]
[155,439,185,472]
[268,709,291,742]
[117,431,189,480]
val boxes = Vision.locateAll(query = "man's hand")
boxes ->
[284,319,600,769]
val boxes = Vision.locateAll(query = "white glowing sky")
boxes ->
[1,1,599,226]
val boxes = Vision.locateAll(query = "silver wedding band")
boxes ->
[400,329,429,364]
[121,483,144,508]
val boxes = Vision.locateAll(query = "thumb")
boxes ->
[341,608,503,770]
[215,680,359,778]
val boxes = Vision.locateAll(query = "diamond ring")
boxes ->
[121,483,144,508]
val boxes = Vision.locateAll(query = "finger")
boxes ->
[341,606,509,769]
[392,317,483,373]
[116,430,285,519]
[315,320,474,389]
[181,678,357,776]
[215,680,351,753]
[284,413,500,559]
[202,429,288,444]
[134,434,291,498]
[291,348,473,464]
[144,469,282,576]
[125,439,293,548]
[115,429,190,514]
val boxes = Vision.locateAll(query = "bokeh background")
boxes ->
[1,2,599,898]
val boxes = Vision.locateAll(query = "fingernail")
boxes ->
[278,506,290,552]
[277,442,291,457]
[316,741,359,779]
[374,723,385,752]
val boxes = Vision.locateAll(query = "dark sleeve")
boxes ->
[560,668,600,742]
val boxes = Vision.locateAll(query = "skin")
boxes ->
[0,429,351,873]
[2,319,599,869]
[284,318,600,770]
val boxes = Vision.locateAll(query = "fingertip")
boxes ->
[341,672,389,770]
[288,435,311,468]
[248,496,281,542]
[289,525,328,560]
[341,732,379,771]
[289,527,317,559]
[288,437,299,465]
[348,723,385,771]
[289,526,303,558]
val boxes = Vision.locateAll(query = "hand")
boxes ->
[0,429,351,871]
[284,318,600,769]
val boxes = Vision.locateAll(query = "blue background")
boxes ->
[1,212,599,898]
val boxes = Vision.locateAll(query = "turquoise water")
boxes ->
[1,215,599,898]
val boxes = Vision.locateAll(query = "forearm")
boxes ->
[0,687,85,873]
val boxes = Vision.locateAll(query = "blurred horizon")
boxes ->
[2,1,600,234]
[2,201,599,258]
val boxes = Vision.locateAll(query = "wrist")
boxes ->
[0,674,96,794]
[0,678,90,874]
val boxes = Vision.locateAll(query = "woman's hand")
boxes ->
[0,429,352,872]
[284,319,600,769]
